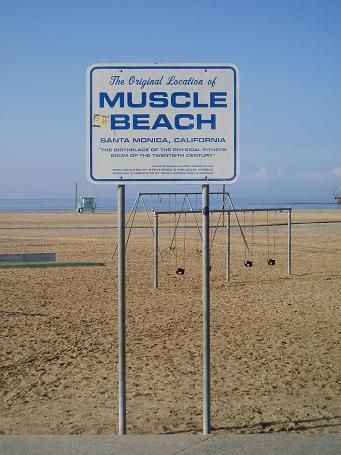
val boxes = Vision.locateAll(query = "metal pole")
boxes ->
[226,194,251,254]
[288,209,292,275]
[226,210,231,282]
[118,185,126,435]
[169,195,187,250]
[154,212,159,289]
[222,184,225,227]
[75,181,78,214]
[202,184,210,434]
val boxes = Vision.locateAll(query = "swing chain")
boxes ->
[266,210,276,266]
[244,210,253,268]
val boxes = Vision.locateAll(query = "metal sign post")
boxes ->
[202,184,210,434]
[118,184,126,435]
[154,211,159,289]
[226,210,231,282]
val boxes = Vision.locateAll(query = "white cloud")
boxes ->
[249,166,283,182]
[294,168,341,182]
[332,167,341,177]
[244,166,339,185]
[296,171,324,181]
[254,166,269,179]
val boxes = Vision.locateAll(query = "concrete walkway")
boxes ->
[1,433,340,455]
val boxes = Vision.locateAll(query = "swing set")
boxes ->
[112,191,292,288]
[160,191,234,277]
[153,206,292,288]
[242,209,277,268]
[114,190,229,257]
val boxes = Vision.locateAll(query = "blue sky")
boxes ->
[0,0,340,200]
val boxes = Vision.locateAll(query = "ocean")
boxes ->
[0,197,339,212]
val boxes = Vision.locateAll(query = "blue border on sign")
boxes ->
[89,65,238,183]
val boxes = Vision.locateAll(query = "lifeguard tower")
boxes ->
[335,194,341,207]
[334,187,341,207]
[78,196,96,213]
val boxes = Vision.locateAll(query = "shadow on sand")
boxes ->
[159,415,341,435]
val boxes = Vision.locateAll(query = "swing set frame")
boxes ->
[153,207,292,288]
[113,191,292,288]
[114,191,232,258]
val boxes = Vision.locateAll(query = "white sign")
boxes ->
[87,64,239,184]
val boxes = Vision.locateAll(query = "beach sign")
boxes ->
[86,64,239,184]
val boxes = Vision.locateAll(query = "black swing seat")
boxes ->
[267,258,276,266]
[244,260,253,268]
[176,267,185,275]
[169,246,176,251]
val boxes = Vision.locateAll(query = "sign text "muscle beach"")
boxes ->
[99,91,228,130]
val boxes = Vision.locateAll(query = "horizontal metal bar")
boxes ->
[211,208,292,213]
[153,208,292,215]
[138,192,229,196]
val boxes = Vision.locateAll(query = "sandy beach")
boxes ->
[0,209,340,435]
